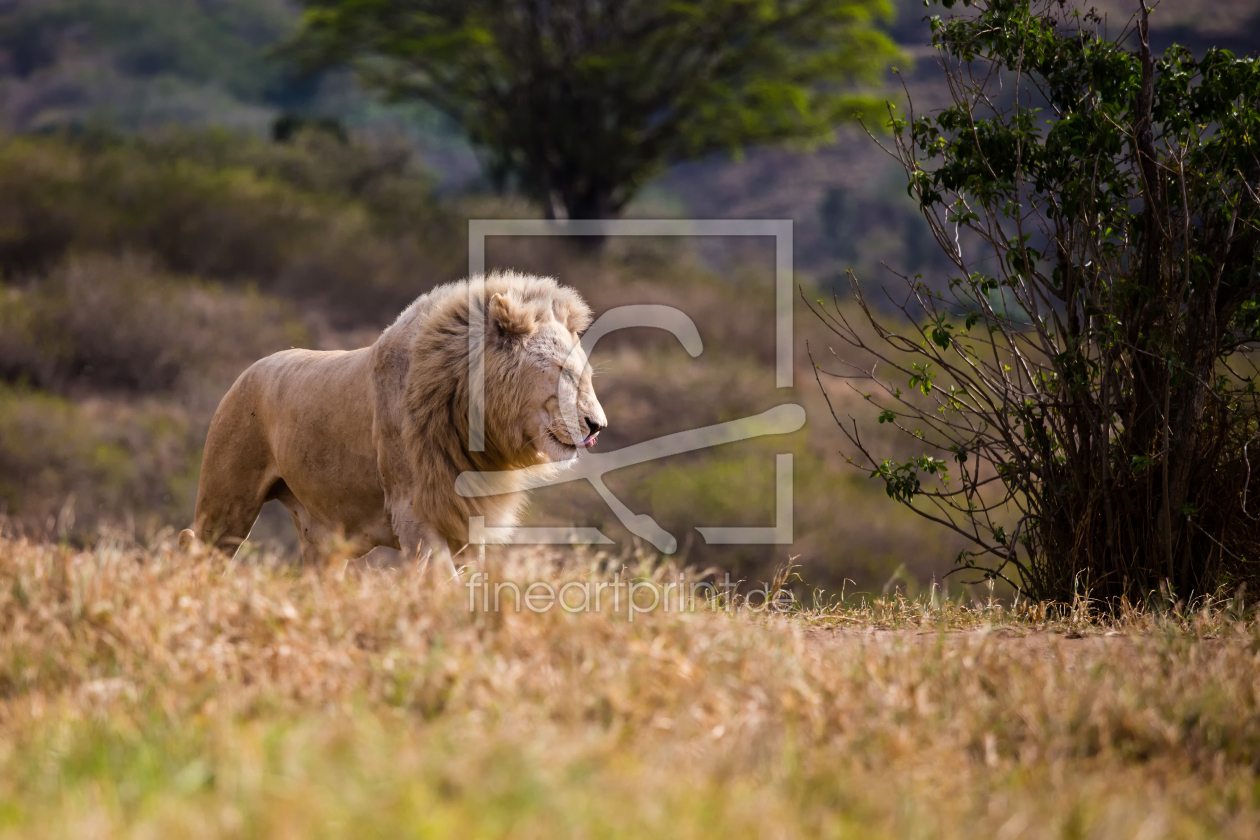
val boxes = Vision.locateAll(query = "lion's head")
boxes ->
[403,272,606,483]
[398,272,606,543]
[482,281,606,467]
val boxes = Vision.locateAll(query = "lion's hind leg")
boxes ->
[266,479,334,566]
[191,482,269,559]
[190,368,278,558]
[191,441,273,556]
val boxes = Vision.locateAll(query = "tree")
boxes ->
[808,0,1260,602]
[286,0,900,222]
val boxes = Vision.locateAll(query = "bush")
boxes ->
[809,1,1260,602]
[0,386,202,537]
[0,129,464,323]
[0,254,310,393]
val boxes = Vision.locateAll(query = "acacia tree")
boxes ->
[286,0,899,221]
[809,0,1260,602]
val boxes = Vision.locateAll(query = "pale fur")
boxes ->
[180,272,606,574]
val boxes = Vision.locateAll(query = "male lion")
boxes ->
[179,272,607,575]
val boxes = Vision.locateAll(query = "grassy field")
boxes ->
[0,533,1257,839]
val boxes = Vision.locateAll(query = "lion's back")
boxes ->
[201,348,378,501]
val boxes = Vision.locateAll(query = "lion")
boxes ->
[178,272,607,576]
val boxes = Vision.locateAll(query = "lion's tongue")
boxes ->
[579,432,599,447]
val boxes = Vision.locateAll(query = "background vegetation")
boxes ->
[1,0,1258,592]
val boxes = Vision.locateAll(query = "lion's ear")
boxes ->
[553,293,592,334]
[489,293,535,337]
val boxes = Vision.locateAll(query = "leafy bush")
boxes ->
[810,0,1260,601]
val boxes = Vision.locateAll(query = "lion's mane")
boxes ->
[391,271,593,543]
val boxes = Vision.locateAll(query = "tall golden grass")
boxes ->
[0,532,1256,838]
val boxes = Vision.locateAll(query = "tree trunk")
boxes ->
[559,183,619,252]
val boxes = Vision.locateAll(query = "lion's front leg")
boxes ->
[391,512,459,580]
[422,528,460,580]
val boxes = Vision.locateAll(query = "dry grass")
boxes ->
[0,533,1257,838]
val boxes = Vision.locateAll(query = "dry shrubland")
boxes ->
[0,252,312,536]
[0,129,463,323]
[0,389,202,536]
[0,254,309,394]
[0,532,1256,838]
[0,127,461,542]
[2,10,1258,837]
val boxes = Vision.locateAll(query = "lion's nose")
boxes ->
[585,418,605,436]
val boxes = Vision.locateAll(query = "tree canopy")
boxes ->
[287,0,900,220]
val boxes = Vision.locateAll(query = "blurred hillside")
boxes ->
[4,0,1254,274]
[4,0,1256,276]
[0,129,460,533]
[0,0,480,185]
[0,0,1255,593]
